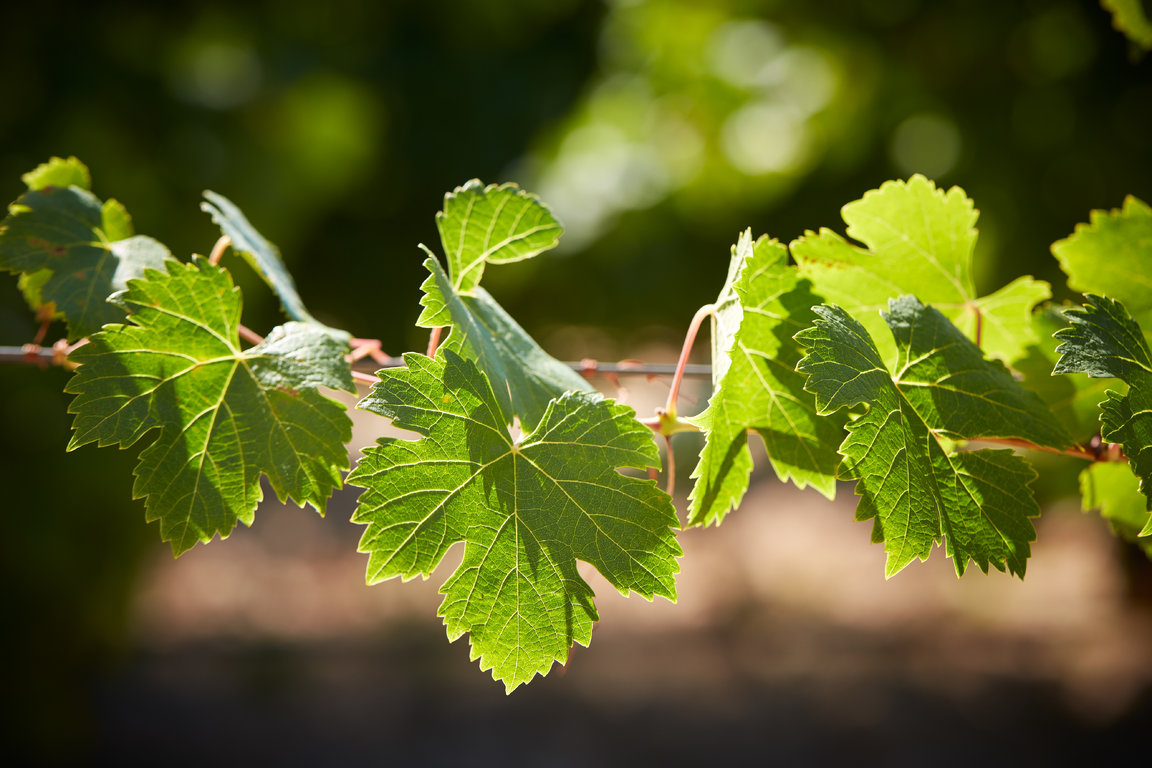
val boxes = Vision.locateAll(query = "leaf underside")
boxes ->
[688,229,842,526]
[348,350,680,692]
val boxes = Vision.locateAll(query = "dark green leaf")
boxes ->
[796,300,1042,578]
[1056,294,1152,511]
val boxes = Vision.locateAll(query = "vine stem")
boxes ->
[665,303,715,416]
[208,236,231,266]
[426,326,443,357]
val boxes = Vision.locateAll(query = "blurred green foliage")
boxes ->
[1,0,1150,756]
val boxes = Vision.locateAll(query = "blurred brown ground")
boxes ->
[90,376,1152,766]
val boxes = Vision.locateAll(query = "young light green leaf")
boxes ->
[435,179,562,294]
[1052,197,1152,330]
[792,175,1050,365]
[21,155,91,191]
[688,230,842,527]
[201,191,332,330]
[1080,463,1152,550]
[0,162,172,340]
[66,258,354,555]
[349,350,680,692]
[796,299,1041,578]
[1103,0,1152,51]
[417,255,596,430]
[1055,294,1152,511]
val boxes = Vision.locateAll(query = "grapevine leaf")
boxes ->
[1055,294,1152,511]
[0,167,172,340]
[1102,0,1152,51]
[1052,196,1152,331]
[21,155,91,191]
[1080,463,1152,551]
[417,255,596,430]
[792,175,1050,365]
[1014,305,1116,444]
[201,191,342,337]
[887,297,1070,449]
[348,350,680,691]
[435,179,562,294]
[687,230,842,526]
[65,257,354,555]
[796,299,1041,578]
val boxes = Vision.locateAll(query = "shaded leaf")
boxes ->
[796,298,1042,578]
[66,258,353,555]
[0,178,171,340]
[1056,294,1152,511]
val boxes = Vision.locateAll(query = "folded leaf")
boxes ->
[349,350,680,691]
[201,191,346,340]
[796,298,1042,578]
[66,258,354,555]
[688,230,842,526]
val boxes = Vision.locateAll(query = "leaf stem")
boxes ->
[208,236,231,266]
[968,435,1113,462]
[426,326,443,357]
[237,324,264,346]
[666,303,715,417]
[663,434,675,497]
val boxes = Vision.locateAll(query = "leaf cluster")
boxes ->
[3,159,1151,691]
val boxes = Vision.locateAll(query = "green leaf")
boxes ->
[21,156,91,191]
[796,298,1042,578]
[348,350,680,691]
[792,175,1050,365]
[687,230,842,526]
[1080,463,1152,551]
[887,297,1070,449]
[416,255,596,430]
[1102,0,1152,51]
[1052,196,1152,331]
[434,179,562,294]
[1055,294,1152,511]
[1013,305,1117,444]
[201,190,340,335]
[0,168,172,340]
[65,257,354,555]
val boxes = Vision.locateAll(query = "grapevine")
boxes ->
[2,156,1149,691]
